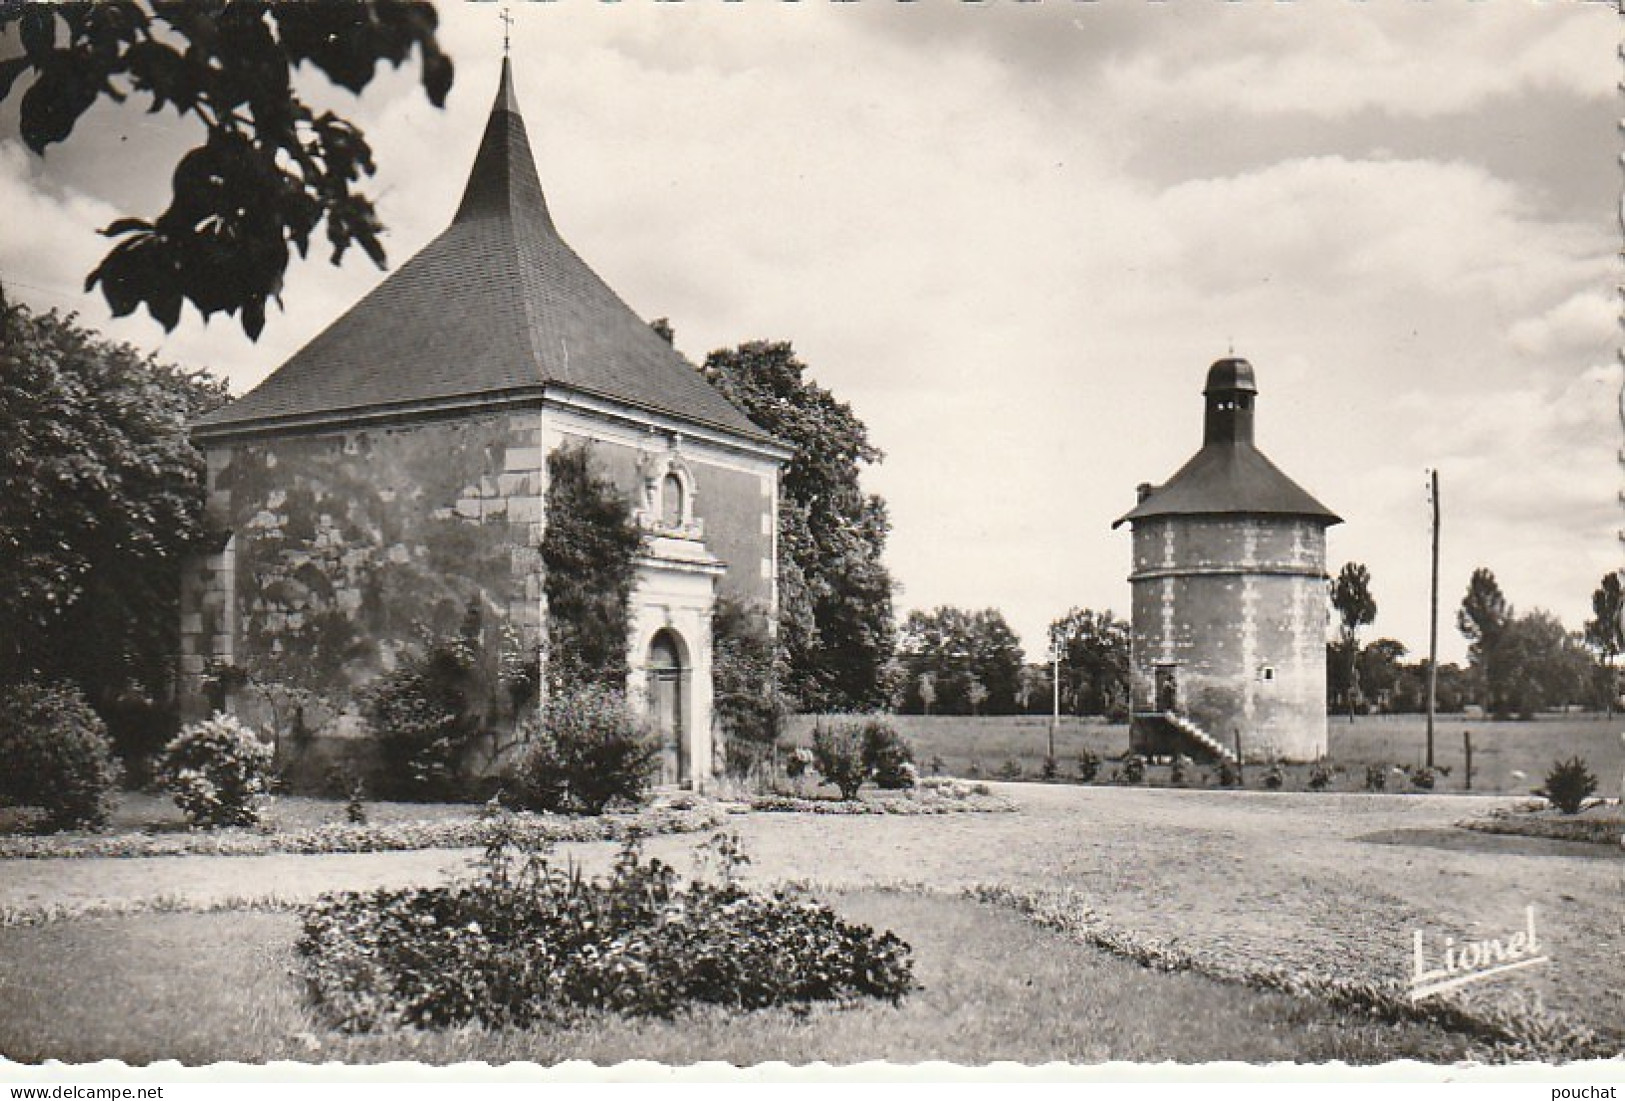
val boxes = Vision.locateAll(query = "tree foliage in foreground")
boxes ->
[702,341,896,712]
[0,302,228,701]
[0,1,452,339]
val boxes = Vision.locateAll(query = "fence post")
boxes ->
[1233,728,1244,784]
[1463,730,1472,792]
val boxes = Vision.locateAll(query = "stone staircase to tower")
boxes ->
[1131,711,1239,764]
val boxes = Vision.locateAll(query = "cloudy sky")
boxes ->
[2,1,1618,665]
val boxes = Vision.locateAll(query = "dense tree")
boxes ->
[0,302,228,703]
[1356,638,1408,713]
[1487,611,1589,719]
[702,341,895,712]
[539,444,643,694]
[1457,567,1511,712]
[896,606,1024,716]
[0,1,452,339]
[1330,562,1377,722]
[1048,607,1131,720]
[1584,570,1624,716]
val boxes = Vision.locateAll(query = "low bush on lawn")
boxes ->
[808,717,917,799]
[161,713,275,829]
[0,681,122,831]
[297,828,916,1031]
[1535,756,1599,815]
[506,686,658,815]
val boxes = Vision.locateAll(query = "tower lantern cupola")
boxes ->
[1202,356,1258,447]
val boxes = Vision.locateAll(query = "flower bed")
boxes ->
[297,835,915,1031]
[1458,803,1623,847]
[0,802,728,861]
[745,781,1014,816]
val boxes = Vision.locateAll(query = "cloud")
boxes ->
[1509,291,1618,360]
[1100,4,1611,121]
[1,4,1614,665]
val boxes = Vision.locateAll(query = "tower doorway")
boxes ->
[647,630,687,785]
[1154,665,1179,713]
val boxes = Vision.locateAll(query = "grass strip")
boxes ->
[963,882,1620,1064]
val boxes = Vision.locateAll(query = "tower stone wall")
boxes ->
[1128,515,1330,761]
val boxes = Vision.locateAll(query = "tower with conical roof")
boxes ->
[179,61,789,792]
[1114,357,1340,762]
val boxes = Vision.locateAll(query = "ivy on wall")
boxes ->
[540,444,644,693]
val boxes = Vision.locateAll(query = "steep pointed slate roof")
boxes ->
[195,60,769,442]
[1114,358,1340,528]
[1112,442,1341,528]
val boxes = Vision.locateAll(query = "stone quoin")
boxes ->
[177,60,789,791]
[1114,358,1341,763]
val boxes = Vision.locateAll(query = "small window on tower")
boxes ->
[662,472,684,527]
[1259,665,1276,683]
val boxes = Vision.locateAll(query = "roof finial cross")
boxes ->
[500,6,513,56]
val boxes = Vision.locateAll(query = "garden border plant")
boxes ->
[0,799,729,861]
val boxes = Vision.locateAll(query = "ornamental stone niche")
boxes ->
[1113,357,1341,763]
[178,60,790,791]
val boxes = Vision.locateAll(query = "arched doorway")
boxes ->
[647,629,687,785]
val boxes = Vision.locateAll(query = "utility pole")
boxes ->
[1426,469,1440,769]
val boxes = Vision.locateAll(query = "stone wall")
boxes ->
[179,398,781,795]
[179,411,544,720]
[1128,515,1330,761]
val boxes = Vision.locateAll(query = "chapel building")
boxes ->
[1114,357,1340,763]
[178,61,788,790]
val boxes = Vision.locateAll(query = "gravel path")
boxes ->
[3,785,1619,1037]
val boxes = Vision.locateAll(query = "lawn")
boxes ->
[0,891,1479,1066]
[1,784,1618,1064]
[788,712,1625,797]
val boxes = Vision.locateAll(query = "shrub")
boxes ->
[297,833,915,1031]
[1307,762,1333,791]
[1408,765,1436,792]
[965,758,983,779]
[1040,756,1058,781]
[345,779,368,826]
[860,719,916,789]
[784,745,815,781]
[811,721,868,799]
[927,754,947,776]
[1215,758,1241,788]
[0,681,123,831]
[1075,748,1100,782]
[161,713,274,829]
[996,758,1024,781]
[1119,753,1146,784]
[1262,762,1285,790]
[1169,754,1192,786]
[1364,763,1388,792]
[1535,756,1598,815]
[508,686,658,815]
[361,632,484,800]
